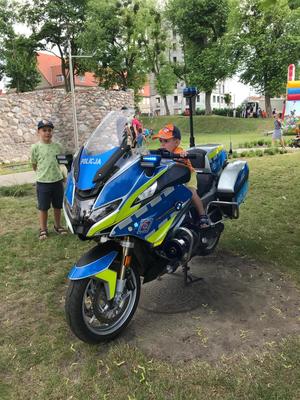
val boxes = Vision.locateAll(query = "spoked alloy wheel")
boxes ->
[65,266,140,343]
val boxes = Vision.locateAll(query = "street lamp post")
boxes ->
[183,87,199,148]
[68,39,79,152]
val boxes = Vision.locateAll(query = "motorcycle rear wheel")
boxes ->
[197,229,221,256]
[65,265,140,344]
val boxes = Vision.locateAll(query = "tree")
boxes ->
[79,0,150,103]
[0,1,40,92]
[0,0,16,80]
[236,0,300,116]
[224,93,232,107]
[2,35,40,92]
[21,0,88,92]
[142,7,177,115]
[166,0,237,114]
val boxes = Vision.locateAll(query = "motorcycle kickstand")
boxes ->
[182,262,203,286]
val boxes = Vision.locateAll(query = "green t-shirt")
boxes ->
[30,142,64,183]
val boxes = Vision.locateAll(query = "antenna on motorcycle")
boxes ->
[183,87,198,148]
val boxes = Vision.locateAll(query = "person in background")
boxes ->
[152,124,210,228]
[131,114,143,147]
[136,127,146,149]
[31,120,68,240]
[272,113,285,148]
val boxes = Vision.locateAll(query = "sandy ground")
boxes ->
[119,250,300,363]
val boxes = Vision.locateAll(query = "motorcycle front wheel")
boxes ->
[65,265,140,343]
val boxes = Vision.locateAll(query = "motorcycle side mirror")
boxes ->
[56,154,74,172]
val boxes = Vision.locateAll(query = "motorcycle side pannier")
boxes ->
[216,161,249,217]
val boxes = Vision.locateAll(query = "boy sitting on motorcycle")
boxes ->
[152,124,209,228]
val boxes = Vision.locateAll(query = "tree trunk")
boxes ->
[265,94,272,117]
[163,95,170,115]
[205,91,212,115]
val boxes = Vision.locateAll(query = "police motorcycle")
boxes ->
[63,109,249,344]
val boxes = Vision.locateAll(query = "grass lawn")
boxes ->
[1,152,300,399]
[0,162,31,176]
[141,115,274,150]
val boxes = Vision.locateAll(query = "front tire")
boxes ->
[65,265,140,343]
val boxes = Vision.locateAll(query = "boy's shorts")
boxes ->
[36,180,64,211]
[187,171,197,190]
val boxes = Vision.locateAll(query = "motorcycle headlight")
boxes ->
[88,199,121,223]
[136,181,157,202]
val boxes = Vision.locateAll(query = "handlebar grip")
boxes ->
[150,149,196,159]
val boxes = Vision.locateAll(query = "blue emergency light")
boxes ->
[140,154,161,168]
[183,87,199,98]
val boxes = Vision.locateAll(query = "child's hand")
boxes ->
[179,151,188,157]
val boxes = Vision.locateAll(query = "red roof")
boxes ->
[37,52,98,88]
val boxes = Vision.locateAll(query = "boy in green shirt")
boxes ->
[31,119,67,240]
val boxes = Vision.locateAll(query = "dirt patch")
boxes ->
[120,251,300,363]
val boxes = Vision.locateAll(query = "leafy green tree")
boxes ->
[2,35,40,92]
[236,0,300,116]
[166,0,237,114]
[21,0,88,92]
[142,7,177,115]
[0,0,16,80]
[0,1,40,92]
[79,0,149,103]
[224,93,232,107]
[155,65,177,115]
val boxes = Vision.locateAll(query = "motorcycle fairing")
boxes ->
[76,148,119,191]
[86,167,168,237]
[92,158,167,210]
[111,185,192,246]
[65,172,75,207]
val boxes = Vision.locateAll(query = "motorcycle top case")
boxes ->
[217,160,249,204]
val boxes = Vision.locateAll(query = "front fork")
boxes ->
[114,237,134,304]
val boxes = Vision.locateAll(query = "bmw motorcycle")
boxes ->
[63,110,249,344]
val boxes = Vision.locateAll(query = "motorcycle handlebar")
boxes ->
[150,149,196,159]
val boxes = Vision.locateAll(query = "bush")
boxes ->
[212,108,233,117]
[257,139,264,146]
[255,149,264,157]
[264,148,276,155]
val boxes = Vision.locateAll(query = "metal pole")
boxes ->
[68,39,79,152]
[189,97,195,148]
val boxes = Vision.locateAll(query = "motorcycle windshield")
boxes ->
[84,110,131,156]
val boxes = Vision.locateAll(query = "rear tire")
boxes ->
[65,265,140,343]
[197,229,222,256]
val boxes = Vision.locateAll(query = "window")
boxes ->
[197,95,200,102]
[213,95,216,102]
[174,83,177,89]
[217,96,220,102]
[174,96,178,104]
[221,97,224,103]
[223,85,225,94]
[56,75,64,82]
[173,56,177,63]
[156,97,160,104]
